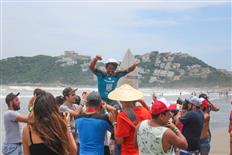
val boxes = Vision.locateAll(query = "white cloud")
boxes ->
[1,1,231,70]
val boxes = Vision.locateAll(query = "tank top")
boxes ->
[29,127,59,155]
[137,120,174,155]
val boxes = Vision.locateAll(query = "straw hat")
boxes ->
[108,84,143,101]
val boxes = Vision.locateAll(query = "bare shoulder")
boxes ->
[162,128,175,151]
[163,128,181,143]
[163,128,176,144]
[23,125,29,134]
[164,128,175,138]
[22,125,30,144]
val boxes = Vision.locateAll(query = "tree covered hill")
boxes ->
[136,51,232,87]
[0,55,94,85]
[1,51,231,87]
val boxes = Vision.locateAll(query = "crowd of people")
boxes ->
[2,55,225,155]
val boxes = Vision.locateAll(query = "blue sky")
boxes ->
[1,1,231,70]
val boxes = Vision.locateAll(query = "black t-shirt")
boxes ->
[180,110,204,151]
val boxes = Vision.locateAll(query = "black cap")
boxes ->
[177,98,184,105]
[62,87,77,97]
[5,92,20,104]
[87,91,101,104]
[199,93,208,99]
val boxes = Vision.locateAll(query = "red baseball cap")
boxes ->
[200,98,209,108]
[151,98,170,115]
[169,103,177,111]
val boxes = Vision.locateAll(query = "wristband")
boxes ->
[28,106,33,112]
[172,127,179,134]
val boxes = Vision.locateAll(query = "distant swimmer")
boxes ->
[226,90,229,97]
[89,55,139,107]
[151,93,157,105]
[2,92,28,155]
[191,91,197,96]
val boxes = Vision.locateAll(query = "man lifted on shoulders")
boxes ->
[89,55,139,107]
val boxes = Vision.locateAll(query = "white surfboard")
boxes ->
[117,49,139,89]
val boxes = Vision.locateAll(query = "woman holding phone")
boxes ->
[22,91,77,155]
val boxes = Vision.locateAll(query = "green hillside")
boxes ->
[1,52,231,87]
[0,55,94,85]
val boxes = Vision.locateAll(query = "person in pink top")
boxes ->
[229,101,232,155]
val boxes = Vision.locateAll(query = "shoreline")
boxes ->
[1,84,232,90]
[211,127,230,155]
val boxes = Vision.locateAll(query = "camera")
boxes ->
[74,95,81,105]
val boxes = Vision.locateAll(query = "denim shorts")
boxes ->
[2,143,22,155]
[199,138,210,153]
[114,144,121,155]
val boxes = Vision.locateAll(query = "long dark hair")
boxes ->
[32,92,69,155]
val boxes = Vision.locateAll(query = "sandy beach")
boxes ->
[211,127,230,155]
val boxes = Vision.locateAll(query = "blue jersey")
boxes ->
[93,68,127,100]
[76,113,113,155]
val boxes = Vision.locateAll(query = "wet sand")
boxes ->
[211,127,229,155]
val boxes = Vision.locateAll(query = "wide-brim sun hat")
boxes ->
[108,84,143,102]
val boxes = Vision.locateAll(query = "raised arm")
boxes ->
[16,114,28,123]
[207,99,220,112]
[124,61,139,73]
[64,112,77,155]
[166,122,188,150]
[102,101,116,112]
[89,55,102,71]
[68,106,83,117]
[137,99,150,111]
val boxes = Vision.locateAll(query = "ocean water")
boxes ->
[0,85,231,146]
